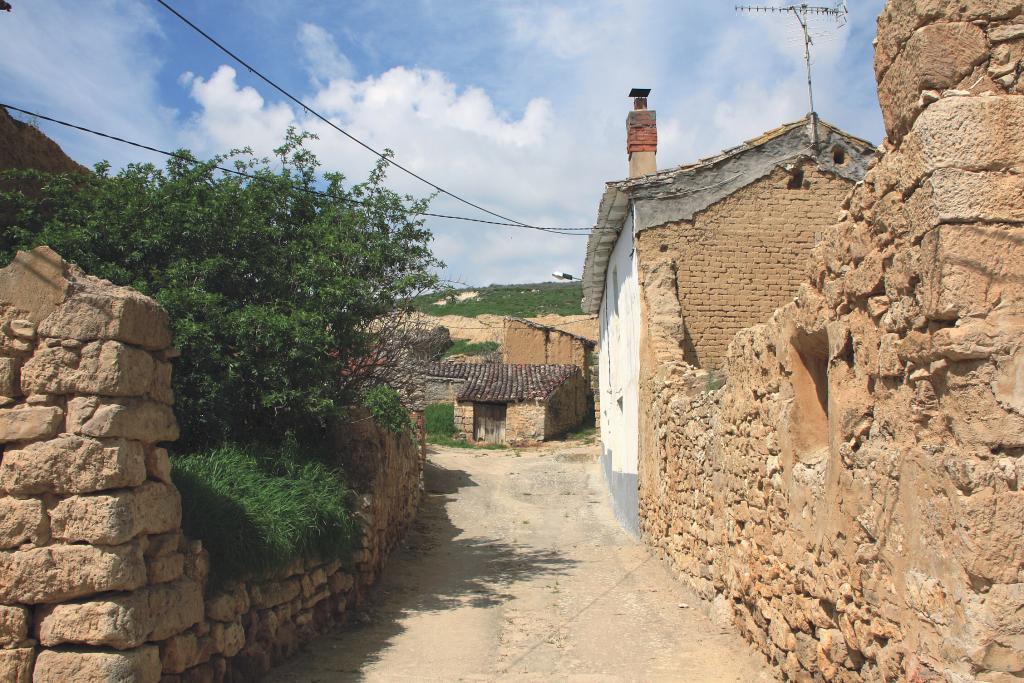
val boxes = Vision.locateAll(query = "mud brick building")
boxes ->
[581,91,876,534]
[423,362,586,445]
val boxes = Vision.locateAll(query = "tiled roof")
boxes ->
[423,362,580,402]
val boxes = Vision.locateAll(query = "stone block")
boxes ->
[21,340,157,398]
[147,552,184,584]
[33,645,161,683]
[896,96,1024,188]
[160,631,199,674]
[0,605,29,647]
[0,496,46,549]
[877,23,988,143]
[957,490,1024,584]
[50,481,181,545]
[0,647,34,683]
[0,435,146,495]
[74,398,179,442]
[146,446,173,484]
[249,578,301,609]
[927,170,1024,225]
[920,225,1024,320]
[0,356,18,398]
[0,405,62,443]
[0,541,146,604]
[37,578,203,649]
[37,274,172,350]
[0,246,69,323]
[206,584,248,622]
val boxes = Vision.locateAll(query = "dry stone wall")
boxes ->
[638,4,1024,681]
[0,247,424,682]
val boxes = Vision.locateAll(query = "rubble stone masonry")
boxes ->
[0,247,423,682]
[638,3,1024,681]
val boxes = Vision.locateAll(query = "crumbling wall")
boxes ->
[636,161,855,371]
[0,247,424,682]
[639,4,1024,681]
[502,318,594,386]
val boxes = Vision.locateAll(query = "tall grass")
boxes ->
[425,403,456,437]
[442,340,499,358]
[172,442,358,588]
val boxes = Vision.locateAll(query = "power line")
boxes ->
[153,0,577,234]
[0,103,589,236]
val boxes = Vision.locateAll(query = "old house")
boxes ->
[423,362,587,445]
[582,91,876,533]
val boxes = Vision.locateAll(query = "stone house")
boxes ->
[423,362,586,445]
[581,92,877,533]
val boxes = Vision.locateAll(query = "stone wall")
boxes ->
[635,161,856,371]
[507,401,545,444]
[0,247,424,682]
[638,4,1024,681]
[454,401,474,440]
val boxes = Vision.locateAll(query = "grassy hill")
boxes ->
[414,282,584,318]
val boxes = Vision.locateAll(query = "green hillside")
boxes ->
[414,282,584,318]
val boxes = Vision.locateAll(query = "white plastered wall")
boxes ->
[598,209,641,482]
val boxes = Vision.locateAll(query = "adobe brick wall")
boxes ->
[638,3,1024,681]
[502,318,594,386]
[0,247,424,682]
[636,160,856,371]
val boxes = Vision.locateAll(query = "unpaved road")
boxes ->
[268,444,773,682]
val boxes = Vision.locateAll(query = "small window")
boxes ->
[832,146,846,166]
[787,169,805,190]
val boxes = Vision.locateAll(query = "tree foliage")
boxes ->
[1,130,442,450]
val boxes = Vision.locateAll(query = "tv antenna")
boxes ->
[736,3,848,143]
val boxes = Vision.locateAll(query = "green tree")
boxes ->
[1,129,442,451]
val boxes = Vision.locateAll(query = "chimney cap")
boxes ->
[628,88,651,98]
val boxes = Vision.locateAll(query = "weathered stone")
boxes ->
[76,398,179,442]
[0,541,146,604]
[147,551,184,584]
[37,578,203,649]
[33,645,161,683]
[5,320,35,341]
[21,340,157,398]
[926,169,1024,224]
[0,496,46,549]
[38,271,172,350]
[993,348,1024,414]
[160,631,200,674]
[877,23,988,143]
[990,23,1024,42]
[206,584,248,622]
[957,490,1024,584]
[250,578,301,609]
[49,481,181,545]
[0,246,69,323]
[0,605,29,647]
[146,446,173,484]
[0,356,18,398]
[0,405,62,443]
[0,647,34,683]
[0,435,146,495]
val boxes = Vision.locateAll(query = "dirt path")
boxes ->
[267,444,773,682]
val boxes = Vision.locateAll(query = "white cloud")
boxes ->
[298,23,355,85]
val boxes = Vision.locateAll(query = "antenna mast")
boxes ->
[736,3,848,147]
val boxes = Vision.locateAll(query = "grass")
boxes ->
[442,340,499,358]
[561,424,598,443]
[413,282,584,318]
[424,402,508,450]
[172,442,357,588]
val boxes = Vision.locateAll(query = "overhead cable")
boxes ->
[153,0,588,233]
[0,103,589,236]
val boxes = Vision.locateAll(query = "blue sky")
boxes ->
[0,0,886,286]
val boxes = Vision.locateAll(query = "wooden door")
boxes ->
[473,403,507,444]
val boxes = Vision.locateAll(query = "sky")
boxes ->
[0,0,886,287]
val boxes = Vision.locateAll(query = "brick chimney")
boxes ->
[627,88,656,177]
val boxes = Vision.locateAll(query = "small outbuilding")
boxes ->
[423,362,587,445]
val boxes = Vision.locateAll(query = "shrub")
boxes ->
[362,384,411,434]
[425,402,456,437]
[172,441,358,588]
[1,130,441,451]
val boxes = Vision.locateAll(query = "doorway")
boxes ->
[473,403,507,444]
